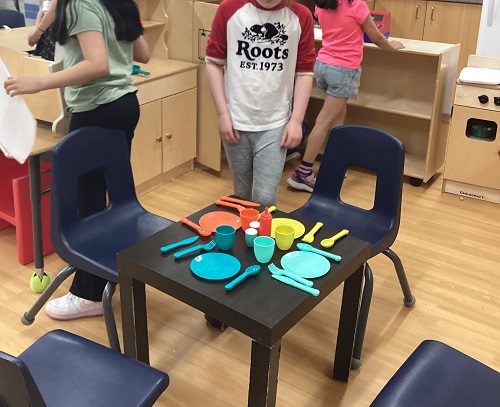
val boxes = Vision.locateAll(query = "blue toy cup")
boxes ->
[215,224,236,251]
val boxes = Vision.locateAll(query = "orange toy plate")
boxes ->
[199,211,241,233]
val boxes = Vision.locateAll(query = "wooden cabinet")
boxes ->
[374,0,481,76]
[131,0,198,194]
[193,0,223,171]
[311,38,459,184]
[442,55,500,204]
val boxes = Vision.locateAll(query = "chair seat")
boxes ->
[19,330,169,407]
[291,202,394,256]
[370,340,500,407]
[63,204,172,281]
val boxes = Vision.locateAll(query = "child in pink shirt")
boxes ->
[287,0,404,192]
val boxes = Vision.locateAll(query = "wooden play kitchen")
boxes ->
[442,55,500,204]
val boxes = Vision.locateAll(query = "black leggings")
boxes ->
[68,91,140,301]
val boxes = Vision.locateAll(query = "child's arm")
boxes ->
[5,30,109,96]
[363,15,404,51]
[206,60,239,145]
[28,0,57,46]
[133,35,150,64]
[280,74,313,149]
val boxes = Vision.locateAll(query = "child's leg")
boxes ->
[223,135,254,200]
[252,125,286,207]
[302,95,347,164]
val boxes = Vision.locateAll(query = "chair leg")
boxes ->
[351,263,373,370]
[382,248,416,307]
[21,265,76,325]
[103,281,120,352]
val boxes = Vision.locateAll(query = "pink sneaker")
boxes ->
[45,293,103,320]
[287,171,316,193]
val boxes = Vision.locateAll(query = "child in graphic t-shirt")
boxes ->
[287,0,404,193]
[206,0,316,207]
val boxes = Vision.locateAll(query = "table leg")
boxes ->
[248,338,281,407]
[28,155,44,276]
[120,274,150,364]
[332,264,364,382]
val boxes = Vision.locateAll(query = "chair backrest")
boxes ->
[0,351,46,407]
[309,125,405,251]
[0,10,25,28]
[50,127,142,274]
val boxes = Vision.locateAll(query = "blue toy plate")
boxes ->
[190,253,241,280]
[280,251,331,278]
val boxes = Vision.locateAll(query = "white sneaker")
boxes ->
[45,293,103,320]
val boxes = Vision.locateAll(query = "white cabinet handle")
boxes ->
[487,0,495,26]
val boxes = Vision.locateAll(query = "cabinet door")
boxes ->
[374,0,426,40]
[423,2,481,76]
[161,88,197,173]
[444,106,500,190]
[131,100,163,186]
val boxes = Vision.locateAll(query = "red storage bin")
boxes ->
[0,155,53,265]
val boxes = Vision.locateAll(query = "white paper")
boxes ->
[0,58,36,164]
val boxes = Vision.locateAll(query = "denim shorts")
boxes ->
[314,60,362,100]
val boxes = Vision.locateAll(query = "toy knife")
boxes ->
[160,236,199,253]
[272,275,320,296]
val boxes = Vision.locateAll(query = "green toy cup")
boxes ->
[253,236,275,263]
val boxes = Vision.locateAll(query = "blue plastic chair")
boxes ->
[22,127,174,351]
[371,340,500,406]
[0,329,169,407]
[290,125,416,369]
[0,9,25,28]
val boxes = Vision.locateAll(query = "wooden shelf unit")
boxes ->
[131,0,198,195]
[310,37,459,184]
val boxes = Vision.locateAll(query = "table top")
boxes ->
[118,203,371,347]
[0,27,35,53]
[33,121,62,156]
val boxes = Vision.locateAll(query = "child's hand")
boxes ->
[4,76,43,97]
[390,40,405,51]
[280,119,303,149]
[218,113,239,145]
[28,30,42,47]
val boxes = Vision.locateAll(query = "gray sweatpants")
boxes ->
[223,124,287,207]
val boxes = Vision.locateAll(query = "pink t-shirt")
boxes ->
[316,0,370,69]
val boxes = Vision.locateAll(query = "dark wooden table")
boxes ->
[118,203,371,407]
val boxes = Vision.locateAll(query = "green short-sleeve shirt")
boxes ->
[63,0,137,113]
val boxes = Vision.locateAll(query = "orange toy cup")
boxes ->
[240,208,260,231]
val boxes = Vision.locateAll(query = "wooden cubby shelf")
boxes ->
[310,36,460,184]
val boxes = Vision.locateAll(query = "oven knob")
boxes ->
[478,95,489,104]
[494,97,500,106]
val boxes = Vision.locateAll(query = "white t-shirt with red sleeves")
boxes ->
[315,0,370,69]
[206,0,315,132]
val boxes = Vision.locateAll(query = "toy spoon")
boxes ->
[225,265,261,291]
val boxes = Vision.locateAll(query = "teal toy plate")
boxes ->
[280,251,331,278]
[190,253,241,280]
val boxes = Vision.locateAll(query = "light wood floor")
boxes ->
[1,159,499,406]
